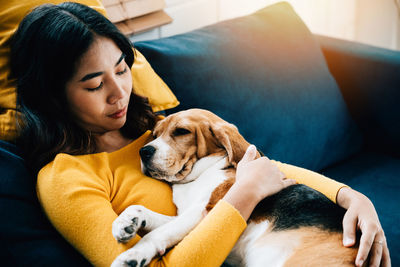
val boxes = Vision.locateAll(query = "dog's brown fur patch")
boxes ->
[206,176,235,212]
[283,228,358,267]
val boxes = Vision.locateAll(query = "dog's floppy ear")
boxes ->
[210,122,252,167]
[195,124,209,158]
[195,121,226,159]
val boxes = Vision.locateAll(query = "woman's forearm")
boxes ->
[271,160,347,203]
[223,182,260,221]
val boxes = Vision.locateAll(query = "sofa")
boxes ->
[1,2,399,266]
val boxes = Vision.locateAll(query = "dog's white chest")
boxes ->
[172,156,228,214]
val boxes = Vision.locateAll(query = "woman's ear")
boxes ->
[210,122,252,167]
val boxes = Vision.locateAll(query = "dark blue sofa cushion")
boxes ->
[322,151,400,265]
[318,35,400,156]
[0,141,90,267]
[135,2,362,171]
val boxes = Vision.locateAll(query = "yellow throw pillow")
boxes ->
[132,49,179,112]
[0,0,179,142]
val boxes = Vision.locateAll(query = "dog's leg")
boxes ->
[112,205,174,244]
[111,203,206,267]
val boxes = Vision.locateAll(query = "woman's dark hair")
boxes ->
[10,2,157,173]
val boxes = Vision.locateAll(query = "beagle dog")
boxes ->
[111,109,357,267]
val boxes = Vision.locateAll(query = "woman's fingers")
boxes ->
[366,229,389,267]
[282,178,296,188]
[238,145,257,166]
[336,188,389,267]
[368,239,383,267]
[342,208,385,267]
[357,222,375,266]
[342,208,357,247]
[381,239,391,267]
[356,221,384,267]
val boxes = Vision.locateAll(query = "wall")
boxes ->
[130,0,400,51]
[355,0,399,50]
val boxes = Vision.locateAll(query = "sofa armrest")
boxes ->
[317,35,400,155]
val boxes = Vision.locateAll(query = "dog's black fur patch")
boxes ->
[252,184,346,232]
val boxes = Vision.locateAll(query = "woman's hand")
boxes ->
[223,145,296,220]
[235,145,296,201]
[337,187,391,267]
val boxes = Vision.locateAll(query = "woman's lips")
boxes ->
[108,107,127,119]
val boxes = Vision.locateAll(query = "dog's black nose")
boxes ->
[140,146,156,163]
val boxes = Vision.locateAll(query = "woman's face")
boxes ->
[66,36,132,134]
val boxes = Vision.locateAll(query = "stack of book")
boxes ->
[102,0,172,35]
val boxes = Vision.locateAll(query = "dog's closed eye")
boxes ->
[173,128,191,136]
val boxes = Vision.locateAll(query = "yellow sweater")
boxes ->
[37,130,346,267]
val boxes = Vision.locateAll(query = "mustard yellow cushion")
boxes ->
[0,0,179,142]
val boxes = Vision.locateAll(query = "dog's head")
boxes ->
[140,109,253,183]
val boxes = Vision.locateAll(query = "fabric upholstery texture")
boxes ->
[317,35,400,155]
[135,2,362,171]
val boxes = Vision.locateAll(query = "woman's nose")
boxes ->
[107,78,126,105]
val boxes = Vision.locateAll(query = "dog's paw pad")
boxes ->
[112,218,140,243]
[126,259,146,267]
[124,225,135,234]
[112,248,152,267]
[112,206,147,243]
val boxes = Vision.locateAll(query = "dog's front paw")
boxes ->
[111,254,147,267]
[112,205,147,243]
[111,242,157,267]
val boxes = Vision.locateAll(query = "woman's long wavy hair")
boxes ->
[10,2,157,174]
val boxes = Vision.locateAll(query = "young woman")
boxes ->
[10,2,390,267]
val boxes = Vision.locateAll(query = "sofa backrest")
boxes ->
[135,2,362,171]
[318,35,400,157]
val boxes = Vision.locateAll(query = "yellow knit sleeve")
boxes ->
[151,200,246,267]
[37,154,246,267]
[271,160,348,203]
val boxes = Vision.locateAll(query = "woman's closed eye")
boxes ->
[116,67,128,76]
[86,82,103,91]
[84,64,127,91]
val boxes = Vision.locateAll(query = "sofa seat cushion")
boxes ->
[135,2,362,171]
[322,151,400,265]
